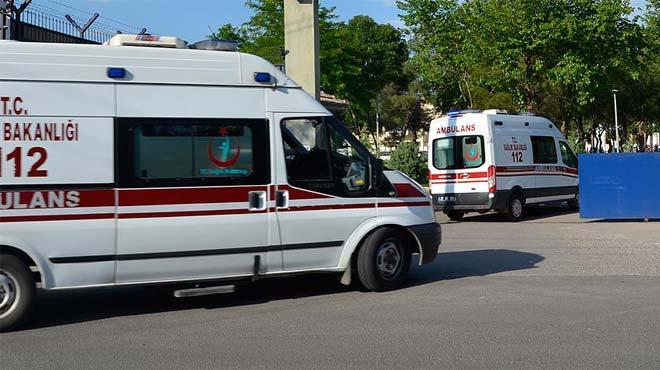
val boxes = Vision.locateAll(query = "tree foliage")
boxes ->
[378,82,432,147]
[398,0,655,149]
[387,141,427,183]
[211,1,412,146]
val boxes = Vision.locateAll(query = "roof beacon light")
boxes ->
[483,109,508,114]
[448,109,461,117]
[104,34,187,49]
[254,72,272,83]
[189,40,239,52]
[448,109,481,118]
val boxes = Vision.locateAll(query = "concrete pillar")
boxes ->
[284,0,320,100]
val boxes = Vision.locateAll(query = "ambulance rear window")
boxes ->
[433,135,485,170]
[433,138,456,169]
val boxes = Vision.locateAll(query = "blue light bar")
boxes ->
[254,72,271,83]
[107,67,126,79]
[448,109,482,117]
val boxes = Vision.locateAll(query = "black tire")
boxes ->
[0,254,36,332]
[356,228,412,292]
[505,193,525,222]
[445,211,465,222]
[567,191,579,211]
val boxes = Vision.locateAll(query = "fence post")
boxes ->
[1,0,13,40]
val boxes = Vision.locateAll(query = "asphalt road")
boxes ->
[2,207,660,370]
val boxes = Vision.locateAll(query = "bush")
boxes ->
[387,141,427,183]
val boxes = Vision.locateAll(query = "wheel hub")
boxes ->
[0,270,19,318]
[376,241,402,280]
[512,199,523,218]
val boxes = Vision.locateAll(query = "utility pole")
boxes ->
[1,0,13,40]
[612,89,620,153]
[375,96,381,158]
[284,0,320,100]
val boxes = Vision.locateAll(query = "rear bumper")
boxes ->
[432,191,511,212]
[407,222,442,265]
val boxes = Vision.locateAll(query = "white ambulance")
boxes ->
[428,109,579,222]
[0,35,441,331]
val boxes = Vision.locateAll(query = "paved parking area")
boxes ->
[2,207,660,370]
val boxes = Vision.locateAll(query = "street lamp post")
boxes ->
[375,96,380,159]
[612,89,620,153]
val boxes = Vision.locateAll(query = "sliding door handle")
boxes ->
[275,190,289,209]
[248,191,267,211]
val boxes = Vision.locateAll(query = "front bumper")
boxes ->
[407,222,442,265]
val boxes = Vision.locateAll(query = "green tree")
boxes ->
[211,3,409,143]
[398,0,645,147]
[387,141,427,183]
[210,0,287,63]
[398,0,469,112]
[327,16,409,142]
[210,24,245,44]
[378,82,432,148]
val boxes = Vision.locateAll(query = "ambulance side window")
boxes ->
[117,118,269,187]
[280,117,370,197]
[531,136,558,164]
[560,141,578,168]
[281,118,332,182]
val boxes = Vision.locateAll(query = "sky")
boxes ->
[19,0,649,43]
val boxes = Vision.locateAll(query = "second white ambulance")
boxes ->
[429,109,579,222]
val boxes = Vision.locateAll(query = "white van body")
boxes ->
[428,110,579,220]
[0,37,440,329]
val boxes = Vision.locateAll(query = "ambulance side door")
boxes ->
[272,112,377,271]
[558,140,579,195]
[113,85,276,283]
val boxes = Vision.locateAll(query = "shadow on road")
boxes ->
[409,249,544,284]
[588,218,659,223]
[25,249,543,331]
[442,206,577,223]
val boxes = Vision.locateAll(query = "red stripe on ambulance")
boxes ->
[0,189,114,210]
[118,186,267,206]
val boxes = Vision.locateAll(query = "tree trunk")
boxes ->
[577,116,585,146]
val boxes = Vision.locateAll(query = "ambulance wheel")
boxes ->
[445,211,465,222]
[567,191,579,211]
[505,193,525,222]
[0,255,35,332]
[356,228,411,292]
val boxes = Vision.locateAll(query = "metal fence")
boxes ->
[579,153,660,220]
[14,8,114,44]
